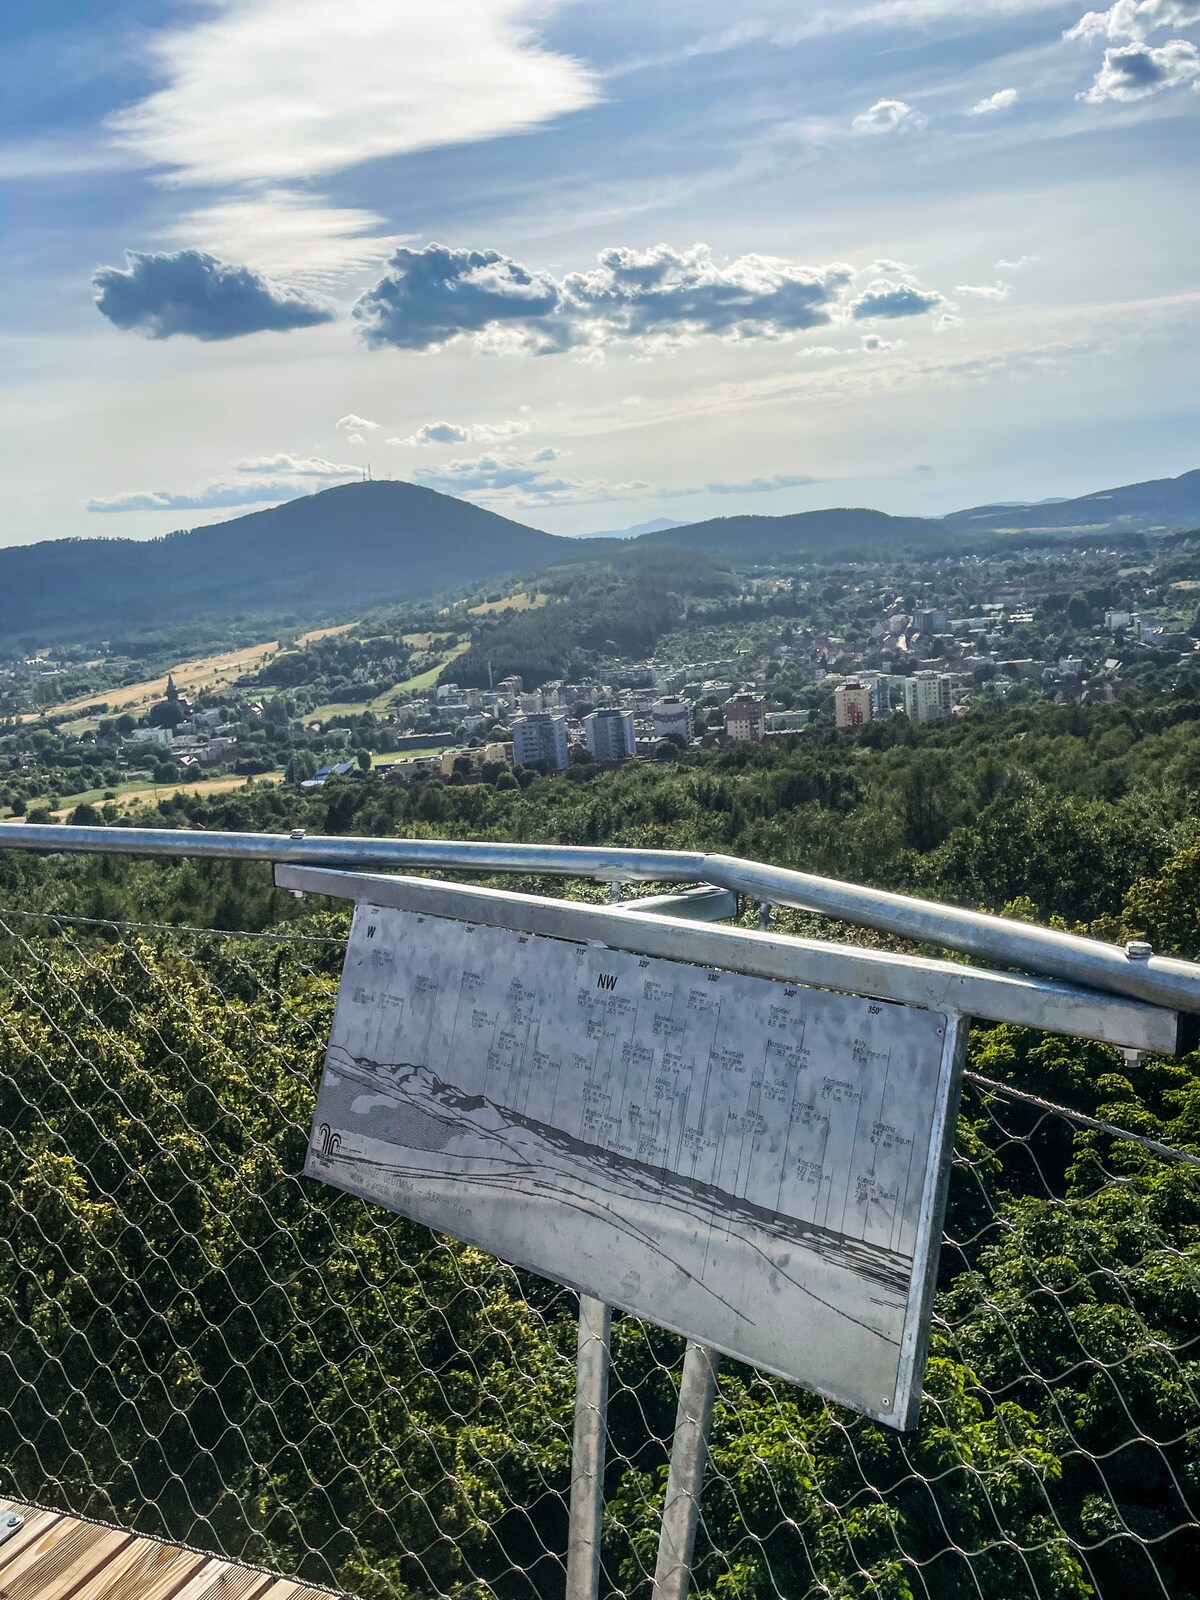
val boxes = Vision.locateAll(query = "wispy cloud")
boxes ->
[108,0,598,188]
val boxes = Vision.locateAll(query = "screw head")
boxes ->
[1125,940,1153,961]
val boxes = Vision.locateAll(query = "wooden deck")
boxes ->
[0,1499,337,1600]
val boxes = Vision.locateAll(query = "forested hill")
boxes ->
[634,506,949,556]
[946,466,1200,534]
[0,481,569,644]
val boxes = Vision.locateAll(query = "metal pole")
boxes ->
[651,1342,721,1600]
[566,1295,612,1600]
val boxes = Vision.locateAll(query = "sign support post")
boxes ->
[651,1343,722,1600]
[566,1295,612,1600]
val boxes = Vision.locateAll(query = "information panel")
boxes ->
[307,903,959,1426]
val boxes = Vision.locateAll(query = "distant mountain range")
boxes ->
[944,467,1200,534]
[2,467,1197,645]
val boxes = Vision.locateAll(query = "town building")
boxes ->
[834,680,874,729]
[724,694,766,742]
[650,696,694,743]
[903,671,955,723]
[512,712,570,772]
[584,709,636,764]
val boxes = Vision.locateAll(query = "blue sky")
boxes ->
[1,0,1198,545]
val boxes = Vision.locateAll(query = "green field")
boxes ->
[310,640,471,722]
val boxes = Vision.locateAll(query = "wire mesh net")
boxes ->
[0,905,1197,1600]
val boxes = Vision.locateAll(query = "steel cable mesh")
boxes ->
[0,908,1196,1600]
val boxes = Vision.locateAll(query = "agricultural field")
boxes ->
[27,624,355,726]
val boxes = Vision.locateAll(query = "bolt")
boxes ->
[1125,940,1153,962]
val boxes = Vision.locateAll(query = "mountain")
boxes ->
[583,516,689,539]
[633,506,950,556]
[0,482,568,644]
[946,468,1200,534]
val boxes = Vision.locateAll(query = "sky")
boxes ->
[1,0,1198,547]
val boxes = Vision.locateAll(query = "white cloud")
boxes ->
[968,87,1020,113]
[996,254,1040,269]
[237,454,359,476]
[394,418,535,446]
[851,99,927,134]
[169,191,402,279]
[861,333,904,351]
[850,278,945,318]
[337,414,379,432]
[1065,0,1200,40]
[355,241,859,353]
[1080,37,1200,98]
[955,281,1012,298]
[109,0,598,187]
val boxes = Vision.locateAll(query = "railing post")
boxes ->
[651,1342,721,1600]
[566,1294,612,1600]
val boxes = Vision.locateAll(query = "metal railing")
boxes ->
[3,821,1199,1012]
[0,825,1198,1599]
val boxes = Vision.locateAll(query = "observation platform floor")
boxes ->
[0,1499,334,1600]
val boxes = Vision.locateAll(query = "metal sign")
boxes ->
[307,901,965,1428]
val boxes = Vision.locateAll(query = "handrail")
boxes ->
[1,821,1197,1016]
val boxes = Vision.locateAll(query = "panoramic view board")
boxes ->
[308,903,955,1423]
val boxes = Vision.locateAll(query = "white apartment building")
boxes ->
[511,712,570,771]
[650,696,694,742]
[724,694,766,742]
[903,671,955,723]
[584,708,636,764]
[834,680,873,729]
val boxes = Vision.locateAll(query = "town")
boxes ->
[2,533,1198,820]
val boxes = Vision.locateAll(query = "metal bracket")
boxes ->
[0,1511,25,1547]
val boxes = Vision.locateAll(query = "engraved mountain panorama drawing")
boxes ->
[307,904,956,1425]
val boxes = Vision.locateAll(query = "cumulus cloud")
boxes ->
[354,242,856,353]
[851,99,927,134]
[337,414,379,432]
[108,0,597,187]
[1080,37,1200,97]
[996,254,1040,269]
[850,279,945,320]
[955,281,1012,298]
[1066,0,1200,40]
[968,87,1020,113]
[861,333,903,351]
[412,449,578,502]
[395,417,534,446]
[92,249,334,340]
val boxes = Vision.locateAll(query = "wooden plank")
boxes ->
[166,1559,282,1600]
[0,1506,62,1574]
[68,1536,208,1600]
[253,1583,333,1600]
[0,1518,131,1600]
